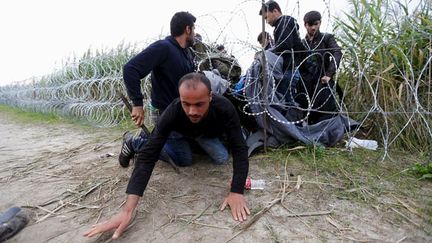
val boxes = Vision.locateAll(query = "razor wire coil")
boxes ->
[0,0,431,155]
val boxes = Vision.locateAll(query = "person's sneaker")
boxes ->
[118,131,134,168]
[0,209,29,242]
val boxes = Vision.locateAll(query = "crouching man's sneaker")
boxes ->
[119,131,134,168]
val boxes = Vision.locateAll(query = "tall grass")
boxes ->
[336,0,432,152]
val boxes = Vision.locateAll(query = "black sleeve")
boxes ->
[272,17,300,55]
[125,105,175,196]
[224,102,249,194]
[123,41,168,106]
[324,34,342,78]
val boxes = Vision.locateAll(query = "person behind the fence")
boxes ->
[194,32,203,42]
[216,44,226,53]
[300,10,342,124]
[83,73,250,240]
[118,11,197,167]
[257,31,274,50]
[259,0,305,104]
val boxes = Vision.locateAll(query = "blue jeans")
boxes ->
[195,135,229,165]
[278,69,300,104]
[131,131,229,167]
[132,105,229,166]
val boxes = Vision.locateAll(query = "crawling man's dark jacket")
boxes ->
[126,94,249,197]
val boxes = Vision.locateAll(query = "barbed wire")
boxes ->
[0,0,430,154]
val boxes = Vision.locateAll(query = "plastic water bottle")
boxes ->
[245,177,266,190]
[346,137,378,150]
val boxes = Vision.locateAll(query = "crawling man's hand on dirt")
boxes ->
[82,210,133,240]
[83,195,139,240]
[220,192,250,222]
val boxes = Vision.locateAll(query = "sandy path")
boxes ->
[0,113,430,243]
[0,114,124,242]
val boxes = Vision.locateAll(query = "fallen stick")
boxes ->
[326,216,351,231]
[242,198,280,230]
[35,205,60,215]
[31,171,79,179]
[225,178,303,243]
[177,218,230,229]
[281,158,289,203]
[280,203,311,229]
[118,199,127,209]
[283,207,334,217]
[294,175,302,190]
[285,146,307,151]
[396,235,407,243]
[65,202,100,209]
[82,179,110,198]
[36,201,66,223]
[36,180,109,223]
[271,179,345,189]
[393,196,423,220]
[22,205,59,216]
[171,192,188,199]
[225,176,302,242]
[167,203,213,239]
[187,203,213,225]
[390,207,421,228]
[343,236,374,242]
[225,198,281,243]
[39,197,64,207]
[345,187,369,193]
[224,230,244,243]
[177,212,213,217]
[95,209,103,224]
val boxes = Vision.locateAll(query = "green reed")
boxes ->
[335,0,432,152]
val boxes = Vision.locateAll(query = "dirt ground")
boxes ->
[0,113,431,243]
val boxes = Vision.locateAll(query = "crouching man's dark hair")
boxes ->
[178,73,212,93]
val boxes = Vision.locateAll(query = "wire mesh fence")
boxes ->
[0,0,430,154]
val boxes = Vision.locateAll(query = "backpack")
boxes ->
[191,42,242,82]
